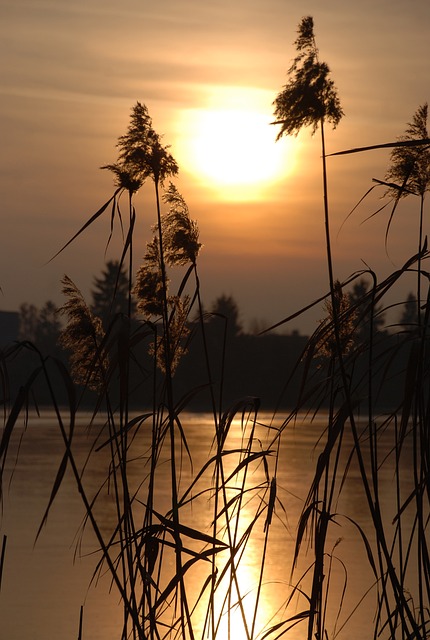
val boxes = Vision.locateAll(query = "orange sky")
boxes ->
[1,0,430,334]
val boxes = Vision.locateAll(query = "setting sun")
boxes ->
[174,87,297,201]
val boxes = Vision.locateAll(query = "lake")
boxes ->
[0,410,418,639]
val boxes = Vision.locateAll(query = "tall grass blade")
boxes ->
[48,190,121,262]
[77,605,84,640]
[0,534,6,592]
[329,138,430,157]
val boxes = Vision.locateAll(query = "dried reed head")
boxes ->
[318,281,357,360]
[149,296,191,375]
[272,16,343,140]
[133,238,165,319]
[161,183,201,266]
[58,275,108,391]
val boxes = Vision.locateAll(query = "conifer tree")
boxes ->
[91,260,133,329]
[209,294,243,338]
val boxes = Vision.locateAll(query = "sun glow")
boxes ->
[174,87,297,201]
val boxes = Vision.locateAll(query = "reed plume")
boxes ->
[161,182,201,266]
[58,275,108,390]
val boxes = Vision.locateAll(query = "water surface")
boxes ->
[0,410,416,639]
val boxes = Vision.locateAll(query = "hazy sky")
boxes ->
[1,0,429,334]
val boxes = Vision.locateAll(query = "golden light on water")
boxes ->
[174,87,298,201]
[190,416,280,640]
[192,521,275,640]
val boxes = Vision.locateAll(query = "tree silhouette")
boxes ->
[348,277,385,342]
[399,292,421,329]
[209,294,243,338]
[18,303,39,343]
[18,300,62,355]
[91,260,133,329]
[36,301,62,353]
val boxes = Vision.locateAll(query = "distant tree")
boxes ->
[91,260,134,329]
[348,278,386,342]
[209,295,243,338]
[18,300,62,355]
[35,301,62,353]
[399,292,421,329]
[18,303,39,343]
[248,317,269,336]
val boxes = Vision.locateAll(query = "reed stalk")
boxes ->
[1,36,429,640]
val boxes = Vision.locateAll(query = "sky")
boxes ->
[1,0,430,335]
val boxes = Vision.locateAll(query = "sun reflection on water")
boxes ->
[176,414,299,640]
[0,412,410,640]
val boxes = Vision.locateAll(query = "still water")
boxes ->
[0,410,416,639]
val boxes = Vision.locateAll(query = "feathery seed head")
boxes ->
[101,102,179,191]
[384,102,430,199]
[318,281,356,360]
[58,275,108,391]
[149,295,191,375]
[273,16,343,139]
[161,184,201,265]
[100,162,144,194]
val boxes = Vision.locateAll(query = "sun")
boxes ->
[174,87,297,201]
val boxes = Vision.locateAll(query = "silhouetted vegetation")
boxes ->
[1,15,429,640]
[91,260,135,329]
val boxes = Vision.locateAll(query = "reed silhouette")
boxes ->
[0,16,429,640]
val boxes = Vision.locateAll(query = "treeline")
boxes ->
[6,261,426,412]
